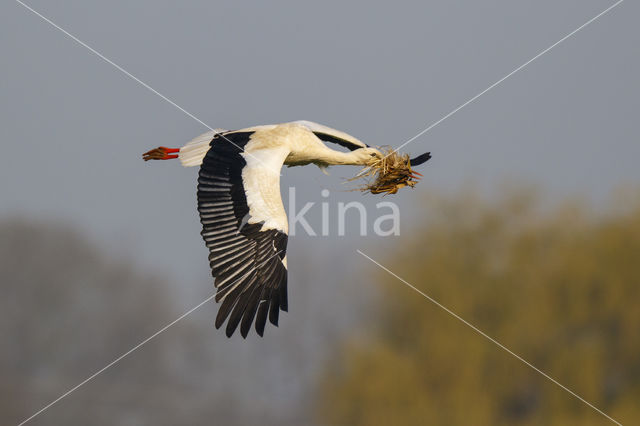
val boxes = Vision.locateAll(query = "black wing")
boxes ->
[197,132,288,338]
[312,131,368,151]
[294,120,369,151]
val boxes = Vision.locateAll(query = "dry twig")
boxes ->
[350,147,423,195]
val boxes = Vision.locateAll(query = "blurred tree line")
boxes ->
[4,189,639,426]
[0,220,223,425]
[318,190,640,425]
[0,219,314,425]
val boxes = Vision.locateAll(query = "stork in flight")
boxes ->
[143,121,430,338]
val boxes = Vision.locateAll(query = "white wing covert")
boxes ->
[197,131,289,337]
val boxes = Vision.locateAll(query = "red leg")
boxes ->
[142,147,180,161]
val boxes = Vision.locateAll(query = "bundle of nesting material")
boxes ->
[351,147,424,195]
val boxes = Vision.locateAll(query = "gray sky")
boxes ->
[2,0,637,335]
[1,0,638,421]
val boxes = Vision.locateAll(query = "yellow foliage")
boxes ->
[318,190,640,425]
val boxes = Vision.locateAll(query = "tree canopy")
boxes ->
[319,192,640,425]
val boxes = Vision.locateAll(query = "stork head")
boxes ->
[354,147,383,165]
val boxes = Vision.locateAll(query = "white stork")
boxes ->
[143,121,430,338]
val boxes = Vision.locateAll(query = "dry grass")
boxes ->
[350,147,422,195]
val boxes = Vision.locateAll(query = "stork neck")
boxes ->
[318,148,364,166]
